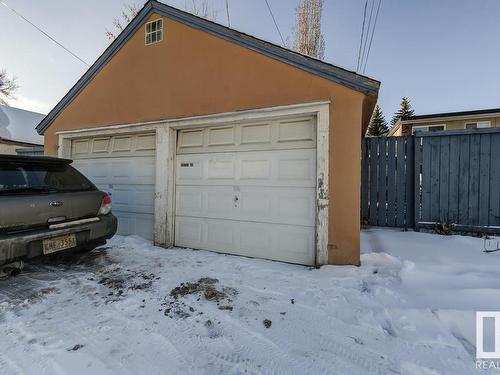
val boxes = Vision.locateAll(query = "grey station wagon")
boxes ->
[0,155,117,273]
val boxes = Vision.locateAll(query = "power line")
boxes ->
[225,0,231,27]
[0,1,90,67]
[362,0,381,73]
[356,0,368,72]
[360,0,375,72]
[264,0,285,46]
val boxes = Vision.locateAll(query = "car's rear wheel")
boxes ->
[0,261,24,279]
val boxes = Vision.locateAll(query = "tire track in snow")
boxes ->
[0,353,25,375]
[195,302,332,375]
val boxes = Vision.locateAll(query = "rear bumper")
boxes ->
[0,214,117,266]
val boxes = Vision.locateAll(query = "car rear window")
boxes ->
[0,163,96,194]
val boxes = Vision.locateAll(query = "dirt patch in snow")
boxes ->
[96,270,159,300]
[163,277,237,319]
[26,287,58,303]
[67,344,84,352]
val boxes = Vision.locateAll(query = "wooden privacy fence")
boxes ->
[362,128,500,234]
[361,136,414,228]
[415,128,500,232]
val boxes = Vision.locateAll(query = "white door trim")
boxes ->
[57,101,330,265]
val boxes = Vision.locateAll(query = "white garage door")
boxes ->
[71,133,156,240]
[175,117,317,265]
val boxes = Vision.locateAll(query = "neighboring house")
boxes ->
[389,107,500,136]
[35,0,380,266]
[0,105,44,155]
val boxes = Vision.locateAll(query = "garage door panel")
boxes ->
[92,137,110,153]
[208,158,235,180]
[112,185,154,213]
[277,118,315,143]
[206,189,234,213]
[175,216,315,265]
[176,185,314,226]
[206,220,234,248]
[241,124,271,144]
[278,157,314,181]
[276,192,315,223]
[178,129,204,148]
[71,134,155,241]
[240,191,272,216]
[72,133,155,159]
[240,159,271,179]
[177,117,315,154]
[176,149,316,187]
[176,189,203,213]
[135,133,156,151]
[208,126,235,146]
[114,212,154,240]
[176,218,203,245]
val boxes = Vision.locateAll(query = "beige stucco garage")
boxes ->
[36,0,380,266]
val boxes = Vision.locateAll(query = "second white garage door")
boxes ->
[175,117,317,265]
[71,133,156,240]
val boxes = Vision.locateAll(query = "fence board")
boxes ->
[405,137,415,228]
[457,135,470,225]
[387,138,397,226]
[468,134,480,225]
[368,138,379,224]
[448,137,460,223]
[414,136,423,228]
[489,136,500,226]
[478,134,491,225]
[361,139,369,223]
[396,137,406,227]
[377,139,387,226]
[438,136,450,221]
[421,137,432,224]
[429,137,441,221]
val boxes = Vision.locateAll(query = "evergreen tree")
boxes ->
[390,97,415,127]
[367,105,388,136]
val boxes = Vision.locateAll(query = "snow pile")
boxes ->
[0,229,498,374]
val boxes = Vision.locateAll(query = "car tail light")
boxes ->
[98,195,112,215]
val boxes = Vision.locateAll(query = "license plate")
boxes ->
[43,234,77,255]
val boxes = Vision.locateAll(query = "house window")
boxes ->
[465,121,491,129]
[145,19,163,45]
[412,124,446,134]
[428,125,445,132]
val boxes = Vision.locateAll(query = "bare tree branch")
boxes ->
[189,0,218,21]
[106,4,141,41]
[106,1,217,41]
[0,69,19,105]
[292,0,325,60]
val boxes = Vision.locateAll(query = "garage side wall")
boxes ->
[44,13,369,265]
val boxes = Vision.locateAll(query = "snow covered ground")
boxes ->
[0,228,499,374]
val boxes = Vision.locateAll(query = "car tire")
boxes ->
[0,261,24,279]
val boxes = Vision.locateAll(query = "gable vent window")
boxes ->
[145,19,163,45]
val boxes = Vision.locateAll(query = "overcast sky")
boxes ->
[1,0,499,121]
